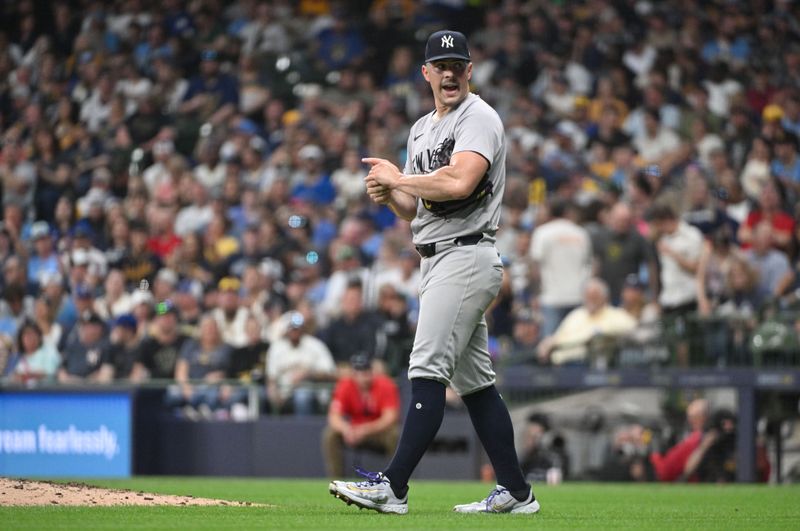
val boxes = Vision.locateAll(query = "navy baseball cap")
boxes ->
[113,313,138,330]
[425,30,471,63]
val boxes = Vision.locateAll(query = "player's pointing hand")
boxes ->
[362,157,401,190]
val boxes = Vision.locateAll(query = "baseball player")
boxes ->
[329,30,539,515]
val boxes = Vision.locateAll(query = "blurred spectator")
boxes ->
[740,137,772,201]
[530,199,592,337]
[6,320,61,384]
[320,243,368,325]
[649,398,709,482]
[266,311,336,415]
[228,314,268,383]
[505,309,542,365]
[212,276,251,348]
[321,354,400,478]
[744,222,795,302]
[519,412,569,483]
[648,203,704,364]
[538,278,636,366]
[179,49,239,126]
[331,148,368,210]
[737,177,795,252]
[373,283,414,377]
[93,268,133,319]
[648,204,703,313]
[0,284,34,338]
[130,300,190,382]
[117,219,163,288]
[168,314,232,419]
[57,311,113,384]
[107,313,140,380]
[33,293,62,350]
[592,202,655,305]
[291,144,336,206]
[681,169,737,238]
[26,221,59,290]
[619,274,660,336]
[320,280,381,366]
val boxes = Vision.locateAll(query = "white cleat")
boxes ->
[329,469,408,515]
[453,485,540,514]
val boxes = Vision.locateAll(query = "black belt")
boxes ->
[415,233,484,258]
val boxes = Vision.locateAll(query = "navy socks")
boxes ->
[383,378,446,498]
[462,385,531,500]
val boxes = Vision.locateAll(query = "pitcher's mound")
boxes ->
[0,477,264,507]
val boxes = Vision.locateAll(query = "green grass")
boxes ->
[2,477,799,530]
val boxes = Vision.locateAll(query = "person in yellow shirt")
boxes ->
[538,278,636,365]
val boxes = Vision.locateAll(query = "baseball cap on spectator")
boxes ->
[75,283,93,298]
[218,276,241,292]
[155,299,178,317]
[282,109,302,127]
[236,119,259,136]
[762,104,784,122]
[516,308,540,324]
[177,278,204,298]
[40,271,63,287]
[298,144,324,161]
[80,311,105,326]
[623,274,645,290]
[130,289,154,307]
[153,140,175,157]
[30,221,50,240]
[287,311,305,329]
[155,268,178,286]
[72,248,90,266]
[78,51,94,65]
[259,258,283,279]
[425,30,471,63]
[113,313,138,330]
[249,136,268,154]
[350,353,372,371]
[336,245,357,262]
[71,223,94,240]
[200,49,218,62]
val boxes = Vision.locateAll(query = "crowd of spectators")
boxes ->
[2,0,800,417]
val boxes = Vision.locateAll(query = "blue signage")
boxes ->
[0,392,131,477]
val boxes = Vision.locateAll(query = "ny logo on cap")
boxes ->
[441,34,454,48]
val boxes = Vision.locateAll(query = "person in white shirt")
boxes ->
[266,311,336,415]
[647,203,704,365]
[211,277,251,349]
[648,203,704,312]
[529,199,592,337]
[633,109,681,165]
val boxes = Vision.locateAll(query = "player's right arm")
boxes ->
[366,177,417,221]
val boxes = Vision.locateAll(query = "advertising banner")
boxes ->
[0,392,131,477]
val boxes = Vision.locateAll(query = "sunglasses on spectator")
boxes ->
[428,60,468,74]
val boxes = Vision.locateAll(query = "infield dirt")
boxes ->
[0,477,263,507]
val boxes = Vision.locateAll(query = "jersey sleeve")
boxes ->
[452,101,503,168]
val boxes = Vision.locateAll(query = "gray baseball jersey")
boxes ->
[403,93,505,246]
[402,92,506,395]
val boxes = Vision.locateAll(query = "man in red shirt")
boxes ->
[322,354,400,478]
[649,398,709,481]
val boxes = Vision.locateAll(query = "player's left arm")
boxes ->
[364,150,488,202]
